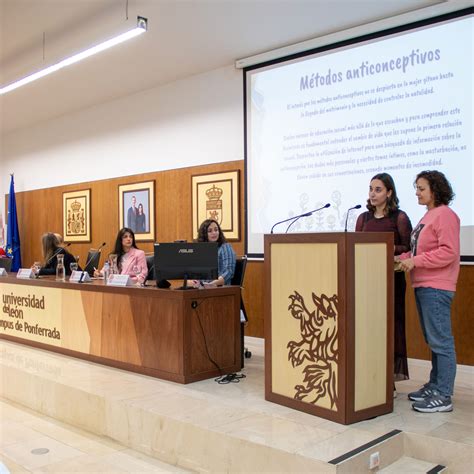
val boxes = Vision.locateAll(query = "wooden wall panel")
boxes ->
[7,162,473,366]
[11,161,244,272]
[406,266,474,366]
[244,261,264,337]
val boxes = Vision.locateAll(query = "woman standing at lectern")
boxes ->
[355,173,412,389]
[397,171,460,413]
[195,219,236,286]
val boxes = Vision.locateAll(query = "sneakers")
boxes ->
[412,390,453,413]
[408,383,435,402]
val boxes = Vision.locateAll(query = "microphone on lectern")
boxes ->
[270,203,331,233]
[285,203,331,233]
[344,204,362,232]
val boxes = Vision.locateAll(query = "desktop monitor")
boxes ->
[154,242,218,288]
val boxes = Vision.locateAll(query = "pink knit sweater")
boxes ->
[399,205,460,291]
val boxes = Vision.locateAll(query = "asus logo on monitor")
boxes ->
[178,248,194,254]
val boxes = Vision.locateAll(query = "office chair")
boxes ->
[0,258,12,272]
[145,254,154,283]
[84,250,101,276]
[231,256,251,367]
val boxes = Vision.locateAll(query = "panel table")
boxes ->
[0,276,241,383]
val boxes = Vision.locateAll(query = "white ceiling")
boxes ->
[0,0,448,134]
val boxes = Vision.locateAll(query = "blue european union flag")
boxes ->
[6,174,21,271]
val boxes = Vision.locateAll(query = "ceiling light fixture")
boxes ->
[0,16,148,96]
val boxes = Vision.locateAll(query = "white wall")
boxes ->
[0,64,243,196]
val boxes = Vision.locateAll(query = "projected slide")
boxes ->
[246,13,473,258]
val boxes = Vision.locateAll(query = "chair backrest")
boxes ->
[84,250,101,276]
[145,254,154,282]
[0,258,12,272]
[231,255,247,287]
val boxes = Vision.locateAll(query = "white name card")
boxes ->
[0,268,7,276]
[17,268,35,279]
[69,271,91,283]
[107,274,132,287]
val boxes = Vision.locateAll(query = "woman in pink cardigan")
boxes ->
[95,228,147,285]
[397,170,460,413]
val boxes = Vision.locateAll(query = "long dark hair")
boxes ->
[41,232,60,264]
[366,172,400,216]
[113,227,138,271]
[197,219,227,247]
[415,170,454,206]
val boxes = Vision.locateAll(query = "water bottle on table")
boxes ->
[56,254,65,281]
[103,260,110,284]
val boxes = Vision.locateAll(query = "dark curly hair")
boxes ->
[366,172,400,216]
[197,219,227,247]
[112,227,138,271]
[415,170,454,207]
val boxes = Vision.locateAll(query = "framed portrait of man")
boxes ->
[118,181,155,241]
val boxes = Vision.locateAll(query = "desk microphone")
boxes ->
[80,242,106,282]
[45,243,71,265]
[285,203,331,233]
[344,204,362,232]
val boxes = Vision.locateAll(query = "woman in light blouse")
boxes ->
[196,219,236,286]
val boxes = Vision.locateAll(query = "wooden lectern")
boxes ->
[264,232,394,425]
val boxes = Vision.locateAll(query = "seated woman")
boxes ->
[195,219,236,286]
[37,233,79,276]
[54,233,65,247]
[94,228,147,284]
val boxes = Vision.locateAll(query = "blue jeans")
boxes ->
[414,287,456,396]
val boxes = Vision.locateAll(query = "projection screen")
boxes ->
[245,9,473,260]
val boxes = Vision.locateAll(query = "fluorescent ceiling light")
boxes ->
[0,16,147,96]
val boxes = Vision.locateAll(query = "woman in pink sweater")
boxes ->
[397,170,460,413]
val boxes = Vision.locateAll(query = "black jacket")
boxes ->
[39,248,81,276]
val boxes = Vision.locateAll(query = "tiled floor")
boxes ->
[0,337,473,472]
[0,400,191,473]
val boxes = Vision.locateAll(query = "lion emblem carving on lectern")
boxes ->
[287,291,339,409]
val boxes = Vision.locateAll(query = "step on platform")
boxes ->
[379,457,445,473]
[1,338,472,472]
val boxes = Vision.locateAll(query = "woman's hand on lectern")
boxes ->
[399,258,415,272]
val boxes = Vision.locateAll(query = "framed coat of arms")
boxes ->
[191,170,240,241]
[63,189,91,242]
